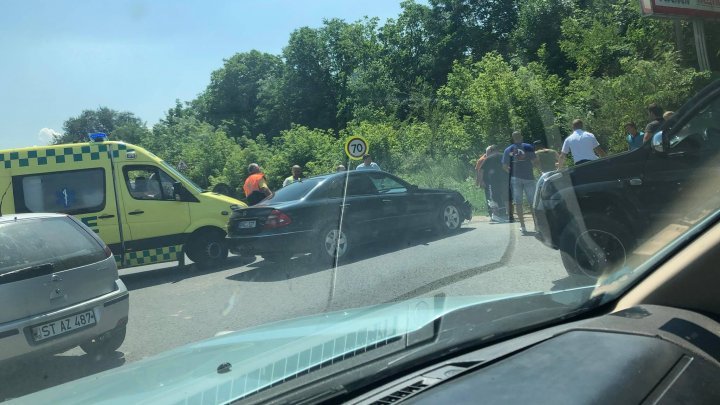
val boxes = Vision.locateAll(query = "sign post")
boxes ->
[639,0,720,71]
[693,19,711,71]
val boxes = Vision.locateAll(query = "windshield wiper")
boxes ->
[0,263,55,284]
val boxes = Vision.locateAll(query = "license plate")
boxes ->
[32,310,96,342]
[238,220,256,229]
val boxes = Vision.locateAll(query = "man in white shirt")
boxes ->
[356,154,381,171]
[558,119,606,169]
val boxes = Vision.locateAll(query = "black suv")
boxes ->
[534,80,720,277]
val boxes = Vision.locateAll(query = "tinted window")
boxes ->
[670,97,720,151]
[368,172,407,194]
[312,177,345,199]
[0,217,106,276]
[124,165,176,201]
[14,169,105,215]
[266,178,322,202]
[346,175,377,196]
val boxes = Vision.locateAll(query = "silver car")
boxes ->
[0,213,129,362]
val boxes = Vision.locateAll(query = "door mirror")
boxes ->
[651,132,665,154]
[408,184,419,193]
[173,181,192,201]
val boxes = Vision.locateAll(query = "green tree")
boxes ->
[379,1,436,119]
[511,0,575,76]
[268,125,344,186]
[281,26,338,131]
[560,0,674,78]
[439,53,553,151]
[429,0,519,82]
[58,107,148,144]
[194,51,284,139]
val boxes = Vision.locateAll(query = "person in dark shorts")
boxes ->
[503,131,538,232]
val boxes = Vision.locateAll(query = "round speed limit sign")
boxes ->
[344,136,369,160]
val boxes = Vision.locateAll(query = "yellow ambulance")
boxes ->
[0,134,246,269]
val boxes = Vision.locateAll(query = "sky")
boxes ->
[0,0,406,149]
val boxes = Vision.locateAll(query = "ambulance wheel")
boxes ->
[187,229,228,268]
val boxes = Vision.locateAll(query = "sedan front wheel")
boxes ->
[435,202,462,234]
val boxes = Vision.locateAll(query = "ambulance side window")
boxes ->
[13,168,106,215]
[124,166,176,201]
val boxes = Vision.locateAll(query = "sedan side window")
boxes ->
[368,173,407,194]
[346,175,378,196]
[316,179,344,199]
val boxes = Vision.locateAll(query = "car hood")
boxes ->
[16,288,593,404]
[200,191,246,207]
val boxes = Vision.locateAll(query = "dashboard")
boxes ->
[348,305,720,404]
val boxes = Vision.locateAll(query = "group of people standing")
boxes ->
[626,103,674,151]
[476,119,605,233]
[242,163,308,206]
[477,103,673,233]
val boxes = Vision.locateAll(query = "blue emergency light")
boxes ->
[89,132,109,142]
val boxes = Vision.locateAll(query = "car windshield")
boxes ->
[2,0,720,402]
[159,161,203,193]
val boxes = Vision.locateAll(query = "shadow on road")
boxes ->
[0,351,125,402]
[228,228,475,283]
[121,255,256,291]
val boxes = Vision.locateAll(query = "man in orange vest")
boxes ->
[243,163,273,206]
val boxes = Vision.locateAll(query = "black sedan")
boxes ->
[227,170,473,264]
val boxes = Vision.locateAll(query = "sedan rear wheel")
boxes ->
[315,225,350,266]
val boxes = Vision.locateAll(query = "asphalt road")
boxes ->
[0,217,594,401]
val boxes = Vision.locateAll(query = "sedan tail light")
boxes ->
[264,210,292,229]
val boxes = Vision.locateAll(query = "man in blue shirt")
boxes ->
[502,131,538,233]
[625,122,644,151]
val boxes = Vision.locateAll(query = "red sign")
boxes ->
[640,0,720,19]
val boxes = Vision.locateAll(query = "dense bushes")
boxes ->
[59,1,715,212]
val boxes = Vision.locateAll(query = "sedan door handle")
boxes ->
[128,210,145,215]
[382,199,392,203]
[98,214,115,219]
[629,178,643,186]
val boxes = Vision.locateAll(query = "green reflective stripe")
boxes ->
[0,144,110,168]
[117,244,183,268]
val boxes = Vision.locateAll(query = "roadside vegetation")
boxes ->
[52,0,717,212]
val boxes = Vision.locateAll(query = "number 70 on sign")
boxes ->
[344,136,369,160]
